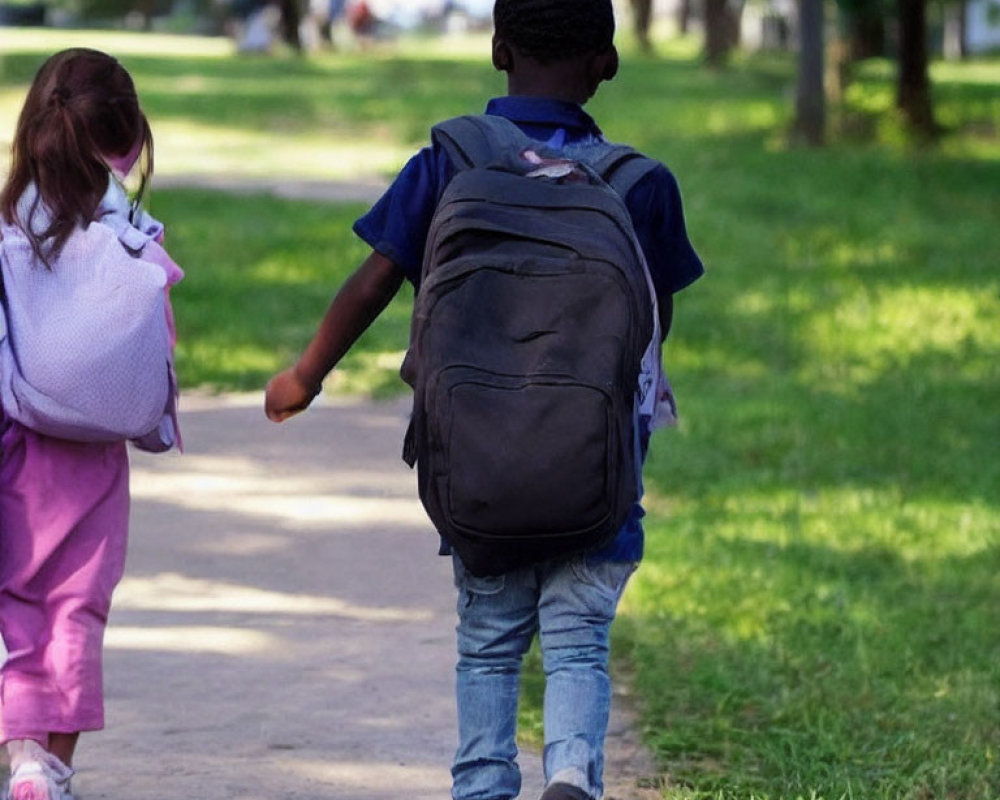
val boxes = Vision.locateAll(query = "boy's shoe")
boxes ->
[539,782,591,800]
[4,753,74,800]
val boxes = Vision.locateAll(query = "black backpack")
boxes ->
[401,114,662,577]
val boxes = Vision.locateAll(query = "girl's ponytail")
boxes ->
[19,86,108,262]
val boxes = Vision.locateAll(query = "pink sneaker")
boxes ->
[4,753,74,800]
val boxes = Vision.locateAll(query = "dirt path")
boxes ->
[62,393,659,799]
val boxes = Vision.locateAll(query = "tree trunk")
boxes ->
[631,0,654,52]
[278,0,303,51]
[728,0,746,47]
[705,0,732,66]
[896,0,936,136]
[794,0,826,145]
[826,28,851,106]
[848,2,886,59]
[943,1,967,61]
[677,0,693,35]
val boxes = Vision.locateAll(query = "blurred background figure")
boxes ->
[229,0,304,53]
[230,0,498,55]
[230,0,278,53]
[346,0,377,36]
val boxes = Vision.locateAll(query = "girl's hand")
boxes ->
[264,367,322,422]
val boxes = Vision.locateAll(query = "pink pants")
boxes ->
[0,414,129,745]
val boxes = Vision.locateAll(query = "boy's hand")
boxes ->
[264,367,322,422]
[263,252,403,423]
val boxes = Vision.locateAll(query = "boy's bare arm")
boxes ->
[264,251,405,422]
[660,294,673,341]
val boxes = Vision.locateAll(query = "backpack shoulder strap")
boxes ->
[590,147,662,201]
[431,114,536,170]
[432,116,662,198]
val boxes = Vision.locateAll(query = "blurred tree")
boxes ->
[630,0,653,52]
[943,0,968,59]
[826,0,880,104]
[897,0,937,135]
[278,0,302,50]
[794,0,826,144]
[704,0,742,66]
[842,0,886,58]
[676,0,693,35]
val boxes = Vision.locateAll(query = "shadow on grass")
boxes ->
[617,533,999,798]
[650,133,1000,508]
[600,62,999,798]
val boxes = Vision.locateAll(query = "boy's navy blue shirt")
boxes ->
[354,95,704,563]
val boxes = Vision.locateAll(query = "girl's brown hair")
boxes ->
[0,48,153,264]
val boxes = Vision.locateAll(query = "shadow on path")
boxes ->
[3,392,659,799]
[85,394,523,800]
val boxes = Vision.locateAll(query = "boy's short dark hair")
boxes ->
[493,0,615,63]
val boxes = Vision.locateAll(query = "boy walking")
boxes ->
[265,2,702,799]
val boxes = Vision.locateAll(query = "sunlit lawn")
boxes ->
[2,28,998,800]
[0,28,496,179]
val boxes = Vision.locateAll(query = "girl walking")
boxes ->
[0,48,182,800]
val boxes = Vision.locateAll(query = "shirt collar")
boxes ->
[484,96,604,139]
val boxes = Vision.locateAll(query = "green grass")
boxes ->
[149,190,415,393]
[0,30,500,179]
[3,29,999,800]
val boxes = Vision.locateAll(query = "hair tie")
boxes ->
[50,86,70,108]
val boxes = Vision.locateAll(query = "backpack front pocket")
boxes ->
[429,368,619,540]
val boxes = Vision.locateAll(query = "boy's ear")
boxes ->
[492,36,514,73]
[600,45,620,82]
[585,46,619,96]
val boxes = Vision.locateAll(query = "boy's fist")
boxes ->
[264,367,321,422]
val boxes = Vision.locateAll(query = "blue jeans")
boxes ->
[451,556,637,800]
